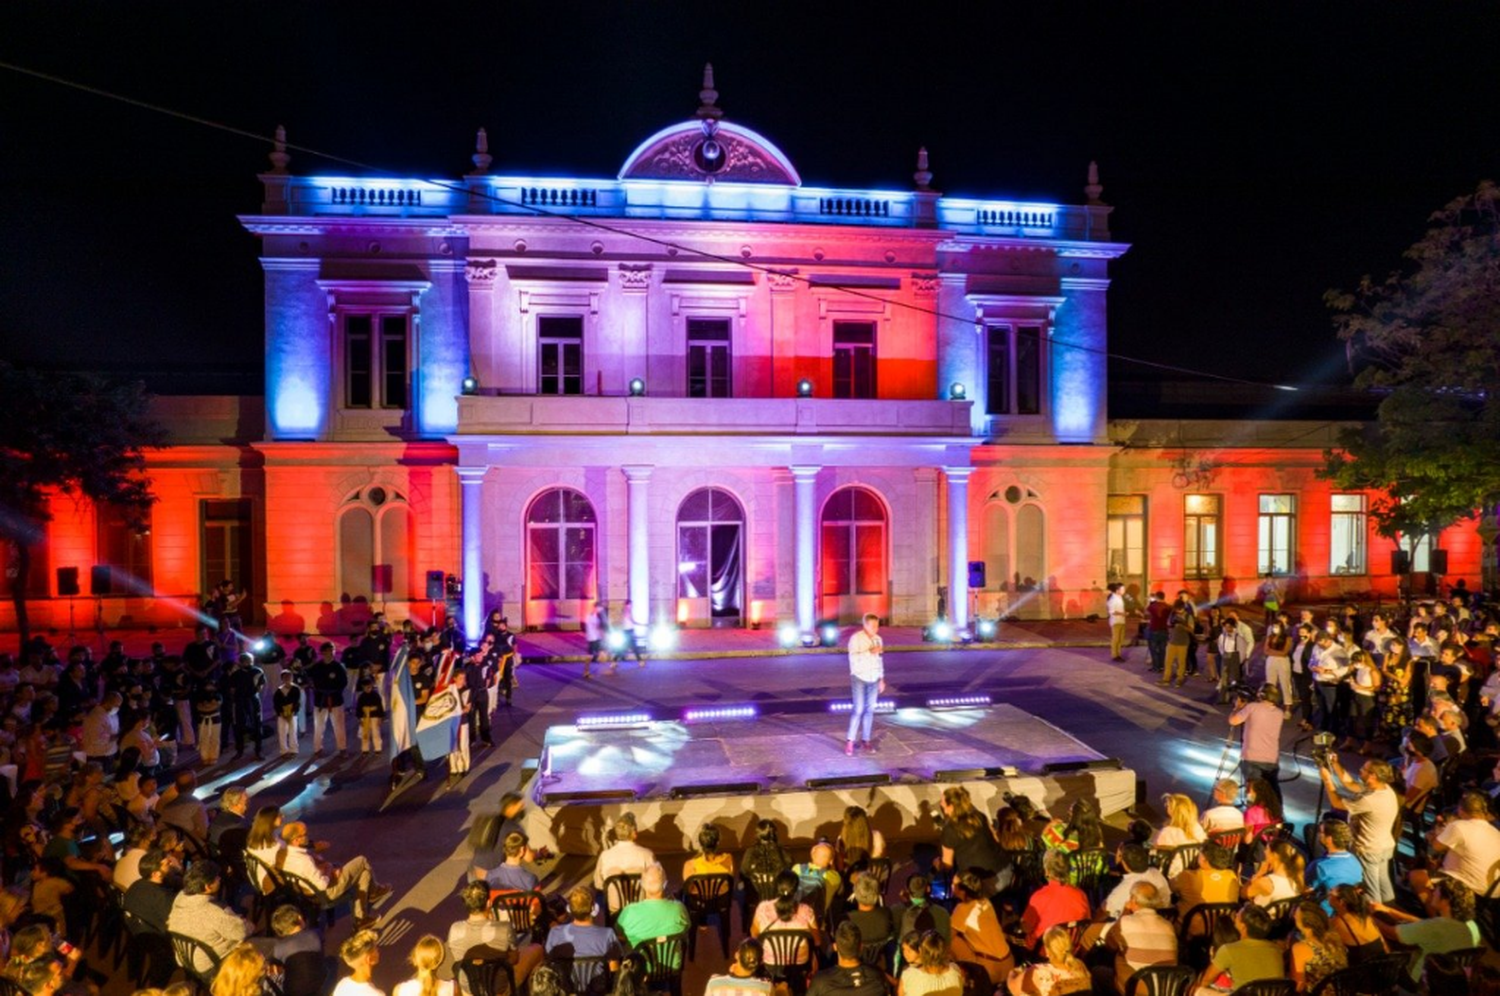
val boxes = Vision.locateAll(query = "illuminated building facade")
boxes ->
[3,74,1484,639]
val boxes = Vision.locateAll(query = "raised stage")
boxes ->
[521,702,1139,856]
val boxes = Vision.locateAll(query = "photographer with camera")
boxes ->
[1228,684,1285,805]
[1317,756,1399,902]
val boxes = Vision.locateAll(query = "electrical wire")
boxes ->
[1,58,1310,391]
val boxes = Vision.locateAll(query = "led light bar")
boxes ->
[682,705,758,723]
[927,694,993,709]
[575,712,652,729]
[828,699,896,714]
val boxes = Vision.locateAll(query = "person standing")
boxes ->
[272,670,301,757]
[1106,584,1127,663]
[1144,592,1170,674]
[227,653,267,761]
[1319,757,1399,903]
[308,643,349,756]
[582,603,606,679]
[845,613,884,757]
[1228,685,1285,805]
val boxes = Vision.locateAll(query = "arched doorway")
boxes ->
[676,487,745,627]
[525,487,597,629]
[820,486,888,623]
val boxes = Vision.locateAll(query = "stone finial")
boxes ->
[1084,160,1104,203]
[696,62,723,120]
[470,127,493,174]
[913,147,933,191]
[268,124,290,173]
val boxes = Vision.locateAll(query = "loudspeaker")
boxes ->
[805,773,892,790]
[967,560,986,589]
[539,788,638,805]
[669,781,763,800]
[1040,758,1122,774]
[426,570,446,600]
[1429,549,1448,575]
[1390,549,1411,575]
[934,767,1005,782]
[56,567,79,597]
[371,564,393,595]
[90,565,112,595]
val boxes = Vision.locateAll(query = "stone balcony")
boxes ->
[456,394,974,436]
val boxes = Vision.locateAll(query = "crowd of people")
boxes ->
[3,585,1500,996]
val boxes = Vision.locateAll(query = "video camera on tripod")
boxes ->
[1227,681,1261,706]
[1309,731,1338,768]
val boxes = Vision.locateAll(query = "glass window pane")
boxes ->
[1332,494,1364,513]
[851,488,883,522]
[562,488,596,523]
[821,524,851,595]
[678,525,708,598]
[528,526,559,565]
[987,326,1011,416]
[855,524,884,594]
[528,490,561,523]
[709,488,742,522]
[824,489,852,521]
[1106,495,1144,516]
[1015,327,1040,414]
[679,489,711,522]
[346,317,372,408]
[833,347,852,399]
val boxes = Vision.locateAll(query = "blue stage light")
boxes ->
[629,377,646,396]
[976,619,997,639]
[648,625,677,652]
[682,705,758,723]
[253,638,271,653]
[576,711,652,729]
[828,699,896,714]
[606,630,627,651]
[927,694,992,709]
[778,624,800,648]
[931,620,953,642]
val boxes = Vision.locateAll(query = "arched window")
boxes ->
[1016,504,1046,588]
[820,486,888,621]
[982,503,1010,592]
[984,486,1046,592]
[337,487,411,600]
[676,487,745,621]
[526,488,597,601]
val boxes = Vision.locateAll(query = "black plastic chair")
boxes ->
[1307,952,1410,996]
[1177,902,1240,970]
[1123,965,1196,996]
[1478,873,1500,950]
[279,867,346,928]
[555,955,612,996]
[997,844,1044,897]
[1069,847,1111,902]
[632,931,688,996]
[122,908,177,987]
[1231,981,1295,996]
[489,889,546,943]
[760,928,817,996]
[1423,946,1484,996]
[1151,842,1203,879]
[1261,896,1302,940]
[244,850,295,928]
[170,931,225,990]
[682,873,734,960]
[864,857,893,901]
[602,873,642,925]
[453,957,516,996]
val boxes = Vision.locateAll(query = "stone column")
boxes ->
[457,466,487,641]
[791,466,821,637]
[623,466,653,628]
[945,467,973,632]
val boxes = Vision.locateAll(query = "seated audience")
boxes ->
[213,943,277,996]
[838,806,887,870]
[544,885,621,971]
[1020,850,1089,951]
[1101,881,1177,995]
[1306,820,1362,900]
[948,870,1012,986]
[124,848,180,936]
[750,871,821,949]
[704,939,774,996]
[807,922,889,996]
[1326,885,1386,966]
[1373,878,1481,985]
[1005,925,1089,996]
[1414,791,1500,897]
[614,864,690,965]
[894,875,950,943]
[447,880,544,990]
[277,820,392,931]
[166,860,251,976]
[1195,905,1285,994]
[683,823,735,881]
[158,770,210,844]
[1243,840,1305,907]
[394,935,454,996]
[1100,843,1168,920]
[740,820,793,887]
[791,840,843,914]
[485,832,540,893]
[113,822,156,891]
[1199,779,1245,835]
[592,815,655,912]
[334,929,385,996]
[1289,902,1347,992]
[898,929,962,996]
[846,875,895,952]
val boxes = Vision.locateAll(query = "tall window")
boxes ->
[676,487,744,618]
[202,499,252,609]
[1329,494,1367,574]
[526,488,596,600]
[538,316,584,396]
[337,487,411,601]
[345,314,409,409]
[986,325,1042,415]
[96,504,153,591]
[832,321,876,399]
[686,319,731,398]
[1106,495,1147,587]
[821,487,886,596]
[1183,494,1221,579]
[1257,494,1296,576]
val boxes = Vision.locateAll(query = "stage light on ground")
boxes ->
[976,619,997,639]
[930,620,953,642]
[828,699,896,714]
[819,623,839,646]
[948,382,967,400]
[461,376,479,395]
[778,624,800,648]
[797,378,814,397]
[606,630,626,651]
[648,624,677,652]
[928,694,992,710]
[576,711,653,729]
[253,638,271,652]
[628,377,646,396]
[682,705,758,723]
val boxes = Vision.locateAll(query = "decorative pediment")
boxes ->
[619,120,800,186]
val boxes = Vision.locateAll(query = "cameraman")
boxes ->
[1318,756,1398,902]
[1229,684,1284,805]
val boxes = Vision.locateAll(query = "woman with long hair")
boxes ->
[993,808,1034,852]
[1150,794,1207,878]
[1377,637,1414,744]
[1290,902,1347,992]
[1244,841,1305,907]
[1342,649,1381,754]
[244,805,284,890]
[938,787,1002,879]
[740,819,792,881]
[683,822,734,880]
[1042,797,1103,853]
[1004,926,1089,995]
[898,929,963,996]
[1241,779,1282,845]
[610,953,650,996]
[838,805,886,870]
[1327,885,1386,965]
[212,943,275,996]
[750,870,821,953]
[949,871,1013,986]
[394,935,454,996]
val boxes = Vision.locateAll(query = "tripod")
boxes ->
[1207,723,1243,807]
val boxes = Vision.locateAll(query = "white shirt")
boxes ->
[1200,805,1245,833]
[395,981,453,996]
[1102,868,1170,918]
[81,707,120,757]
[1436,818,1500,894]
[114,847,148,891]
[592,839,656,891]
[279,843,332,890]
[848,629,884,683]
[1344,785,1399,855]
[1106,593,1126,626]
[333,980,387,996]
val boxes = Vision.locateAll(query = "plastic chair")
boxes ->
[1151,842,1203,879]
[1177,902,1240,970]
[602,873,642,925]
[279,867,346,928]
[864,857,893,902]
[741,867,782,926]
[170,931,225,989]
[760,928,817,996]
[997,845,1044,897]
[1231,981,1295,996]
[682,873,734,960]
[632,931,688,996]
[489,889,546,943]
[122,908,177,987]
[1307,952,1410,996]
[1261,895,1302,939]
[1069,847,1111,902]
[555,955,611,996]
[1423,946,1484,996]
[453,957,517,996]
[1123,965,1196,996]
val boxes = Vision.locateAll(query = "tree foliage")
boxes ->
[0,363,166,647]
[1322,181,1500,541]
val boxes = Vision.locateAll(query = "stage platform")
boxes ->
[522,702,1139,856]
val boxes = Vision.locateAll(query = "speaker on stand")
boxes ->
[426,570,446,629]
[90,565,111,648]
[56,567,80,643]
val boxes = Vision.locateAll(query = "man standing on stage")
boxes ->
[845,613,884,756]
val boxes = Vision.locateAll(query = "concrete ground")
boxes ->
[85,630,1329,996]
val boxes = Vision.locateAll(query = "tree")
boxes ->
[1322,181,1500,585]
[0,363,165,650]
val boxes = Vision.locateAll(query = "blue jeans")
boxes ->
[848,676,880,743]
[1359,848,1395,904]
[1147,631,1167,671]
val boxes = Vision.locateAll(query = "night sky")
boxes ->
[2,3,1496,394]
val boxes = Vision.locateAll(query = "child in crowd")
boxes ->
[356,677,385,754]
[193,680,223,765]
[446,671,471,784]
[273,670,302,757]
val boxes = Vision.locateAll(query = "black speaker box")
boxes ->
[426,570,446,600]
[56,567,79,597]
[90,565,112,595]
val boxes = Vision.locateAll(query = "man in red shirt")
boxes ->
[1144,592,1171,674]
[1021,850,1090,950]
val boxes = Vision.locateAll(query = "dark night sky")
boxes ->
[2,2,1496,394]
